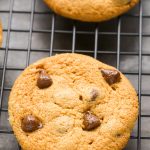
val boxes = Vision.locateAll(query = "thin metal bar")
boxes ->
[26,0,35,66]
[1,47,144,55]
[0,108,8,112]
[1,47,150,56]
[0,0,14,116]
[141,115,150,117]
[131,136,150,140]
[0,130,13,134]
[130,136,150,140]
[2,88,11,91]
[140,137,150,140]
[117,17,121,69]
[49,14,55,56]
[94,24,99,59]
[137,0,143,150]
[3,28,147,36]
[72,22,76,53]
[0,67,24,70]
[17,144,21,150]
[0,10,52,14]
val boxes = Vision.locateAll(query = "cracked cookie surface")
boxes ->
[44,0,139,22]
[9,53,138,150]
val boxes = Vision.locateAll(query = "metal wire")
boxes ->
[0,0,14,115]
[0,0,146,149]
[137,0,143,150]
[26,0,35,67]
[117,17,121,70]
[72,23,76,53]
[94,24,99,59]
[49,14,55,56]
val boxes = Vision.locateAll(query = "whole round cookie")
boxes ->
[0,21,2,47]
[9,53,138,150]
[44,0,139,22]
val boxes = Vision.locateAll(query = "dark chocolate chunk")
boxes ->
[83,111,100,131]
[90,89,99,101]
[79,95,83,100]
[116,133,122,137]
[21,115,42,132]
[101,69,121,85]
[37,69,53,89]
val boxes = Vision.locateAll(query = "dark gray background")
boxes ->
[0,0,150,150]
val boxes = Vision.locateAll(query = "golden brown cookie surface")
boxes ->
[9,53,138,150]
[44,0,139,22]
[0,21,2,47]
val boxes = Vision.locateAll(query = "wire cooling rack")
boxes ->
[0,0,150,149]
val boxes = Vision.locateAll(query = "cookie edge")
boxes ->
[43,0,139,22]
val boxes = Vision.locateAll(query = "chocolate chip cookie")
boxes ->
[0,21,2,47]
[43,0,139,22]
[9,53,138,150]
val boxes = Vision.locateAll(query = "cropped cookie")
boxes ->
[43,0,139,22]
[0,21,2,47]
[9,53,138,150]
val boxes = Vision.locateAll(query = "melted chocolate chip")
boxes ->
[90,89,99,101]
[89,140,94,145]
[101,69,121,85]
[116,133,122,137]
[21,115,42,132]
[79,95,83,100]
[83,111,100,131]
[37,69,53,89]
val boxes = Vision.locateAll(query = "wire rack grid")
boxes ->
[0,0,150,150]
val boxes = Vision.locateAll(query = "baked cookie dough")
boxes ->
[9,53,138,150]
[43,0,139,22]
[0,21,2,47]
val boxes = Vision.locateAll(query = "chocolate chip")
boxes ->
[83,111,100,131]
[89,140,94,145]
[79,95,83,100]
[116,133,122,137]
[101,69,121,85]
[21,115,42,132]
[90,89,99,101]
[37,69,53,89]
